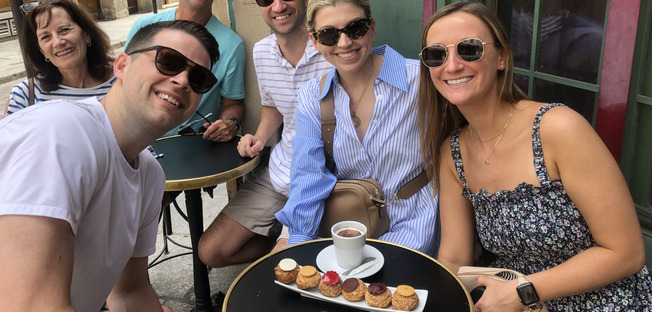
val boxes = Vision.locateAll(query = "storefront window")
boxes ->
[534,79,596,122]
[497,0,607,122]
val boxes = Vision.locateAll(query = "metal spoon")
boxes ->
[342,256,376,276]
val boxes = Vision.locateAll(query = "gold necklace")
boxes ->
[350,56,374,128]
[468,105,513,166]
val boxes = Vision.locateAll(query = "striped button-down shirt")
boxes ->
[253,34,332,196]
[276,45,440,256]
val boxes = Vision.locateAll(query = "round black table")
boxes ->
[223,239,473,312]
[151,134,260,312]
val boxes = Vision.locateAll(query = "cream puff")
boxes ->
[341,277,366,302]
[318,271,342,297]
[391,285,419,311]
[274,258,300,284]
[365,282,392,308]
[295,265,320,289]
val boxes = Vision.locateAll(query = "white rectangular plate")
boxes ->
[274,280,428,312]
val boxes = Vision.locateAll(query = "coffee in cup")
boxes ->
[336,228,363,238]
[331,221,367,269]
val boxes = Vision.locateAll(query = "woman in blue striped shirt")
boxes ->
[275,0,439,256]
[5,0,115,116]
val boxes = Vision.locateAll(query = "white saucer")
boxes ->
[316,244,384,279]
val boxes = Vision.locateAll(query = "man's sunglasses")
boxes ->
[178,112,213,135]
[127,45,217,94]
[255,0,293,7]
[419,38,498,68]
[20,0,55,14]
[312,18,371,47]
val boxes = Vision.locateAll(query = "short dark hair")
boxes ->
[125,20,220,69]
[21,0,113,92]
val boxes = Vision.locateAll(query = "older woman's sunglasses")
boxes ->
[20,0,55,14]
[419,38,497,68]
[256,0,293,7]
[127,45,217,94]
[313,18,371,46]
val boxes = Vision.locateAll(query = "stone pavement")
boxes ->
[0,7,253,311]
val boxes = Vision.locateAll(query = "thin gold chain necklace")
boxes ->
[350,56,374,128]
[468,105,513,165]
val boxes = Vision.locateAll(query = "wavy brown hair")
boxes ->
[417,2,528,193]
[21,0,113,92]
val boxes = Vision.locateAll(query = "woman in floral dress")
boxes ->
[417,2,652,311]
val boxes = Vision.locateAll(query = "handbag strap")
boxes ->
[318,74,428,201]
[28,77,35,106]
[319,75,336,172]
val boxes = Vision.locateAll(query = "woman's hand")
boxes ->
[202,119,237,142]
[474,277,524,312]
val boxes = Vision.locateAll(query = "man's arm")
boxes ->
[202,97,244,142]
[106,257,163,312]
[0,215,75,311]
[237,106,283,158]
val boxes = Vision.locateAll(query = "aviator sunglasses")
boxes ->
[127,45,217,94]
[419,38,498,68]
[256,0,293,7]
[312,18,372,46]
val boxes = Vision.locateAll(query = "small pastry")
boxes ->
[318,271,342,297]
[392,285,419,311]
[295,265,320,289]
[365,282,392,308]
[274,258,300,284]
[341,277,366,302]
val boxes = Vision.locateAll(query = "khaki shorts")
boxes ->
[221,170,288,236]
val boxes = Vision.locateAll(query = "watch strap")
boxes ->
[227,117,240,131]
[518,276,527,285]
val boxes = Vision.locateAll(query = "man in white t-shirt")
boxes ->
[0,20,219,312]
[198,0,332,267]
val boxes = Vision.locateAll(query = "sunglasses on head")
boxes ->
[127,45,217,94]
[255,0,293,7]
[312,18,372,46]
[20,0,55,14]
[419,38,498,68]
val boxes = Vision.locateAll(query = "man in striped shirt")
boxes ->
[198,0,332,267]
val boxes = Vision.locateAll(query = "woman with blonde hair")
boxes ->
[275,0,439,255]
[419,2,651,311]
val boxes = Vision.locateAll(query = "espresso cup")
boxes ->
[331,221,367,269]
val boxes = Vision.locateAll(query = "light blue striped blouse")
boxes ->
[276,45,440,256]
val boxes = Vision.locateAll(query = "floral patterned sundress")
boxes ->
[451,103,652,311]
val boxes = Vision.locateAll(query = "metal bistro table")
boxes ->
[224,239,473,312]
[151,134,260,312]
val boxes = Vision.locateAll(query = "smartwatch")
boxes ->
[227,117,241,131]
[516,276,540,306]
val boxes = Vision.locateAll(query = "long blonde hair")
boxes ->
[417,2,528,193]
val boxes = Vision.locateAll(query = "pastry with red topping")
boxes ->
[295,265,320,289]
[341,277,366,302]
[364,282,392,308]
[274,258,300,284]
[392,285,419,310]
[318,271,342,297]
